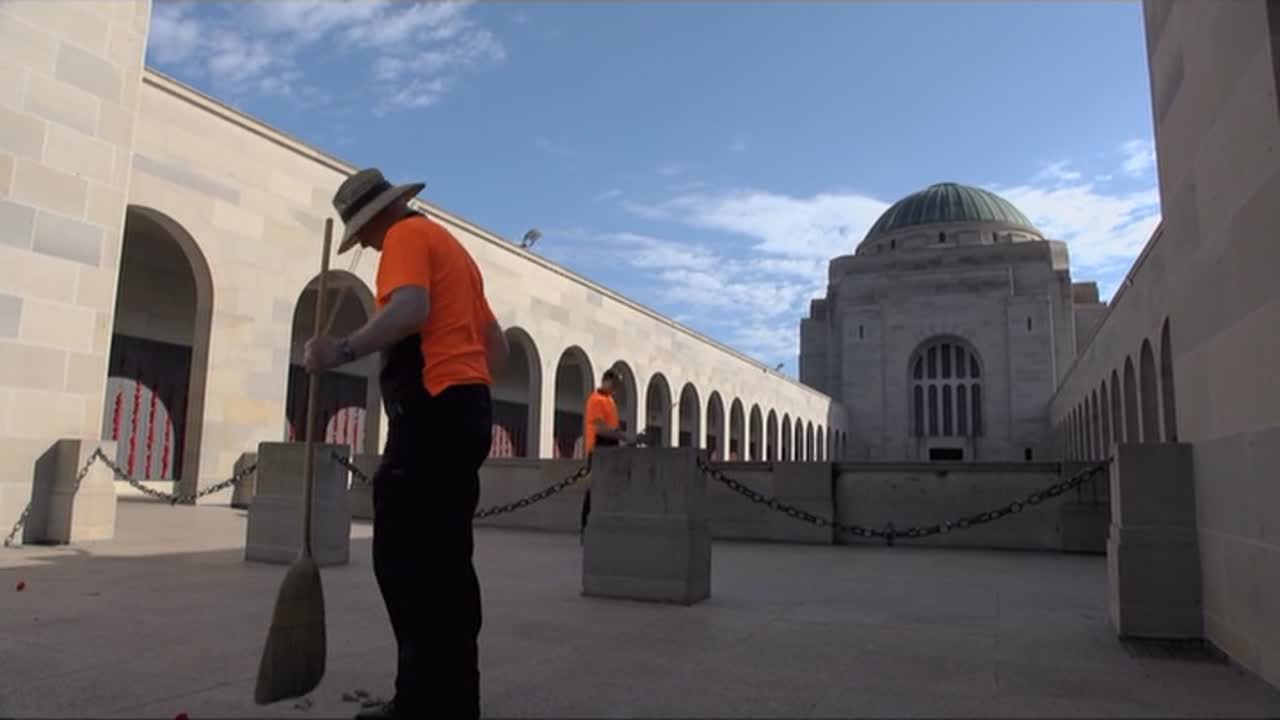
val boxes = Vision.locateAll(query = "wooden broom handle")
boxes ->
[300,219,333,556]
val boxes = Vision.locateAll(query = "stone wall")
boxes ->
[1051,0,1280,689]
[469,456,1107,553]
[0,0,151,536]
[121,69,843,502]
[833,461,1108,552]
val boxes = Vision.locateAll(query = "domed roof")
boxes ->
[861,182,1039,244]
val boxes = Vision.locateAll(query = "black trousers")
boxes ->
[580,488,591,531]
[371,383,492,718]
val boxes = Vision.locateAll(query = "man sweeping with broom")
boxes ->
[304,168,509,719]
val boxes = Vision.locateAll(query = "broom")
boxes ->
[253,218,336,705]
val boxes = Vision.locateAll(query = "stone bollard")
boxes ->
[245,442,352,567]
[582,446,711,605]
[230,452,258,509]
[348,453,380,521]
[24,439,118,545]
[1107,443,1202,639]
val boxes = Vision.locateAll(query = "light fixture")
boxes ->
[520,228,542,249]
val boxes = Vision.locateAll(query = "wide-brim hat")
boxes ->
[331,168,425,254]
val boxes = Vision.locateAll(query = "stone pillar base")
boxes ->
[582,447,711,605]
[1109,525,1203,638]
[245,442,352,567]
[348,453,380,521]
[24,439,118,545]
[1060,501,1110,554]
[1107,443,1202,640]
[230,452,258,509]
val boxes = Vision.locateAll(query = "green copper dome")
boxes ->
[861,182,1039,244]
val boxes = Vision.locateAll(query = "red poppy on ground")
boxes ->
[15,581,24,591]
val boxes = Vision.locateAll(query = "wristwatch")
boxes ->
[337,338,356,364]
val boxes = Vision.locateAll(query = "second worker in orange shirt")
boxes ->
[579,369,631,542]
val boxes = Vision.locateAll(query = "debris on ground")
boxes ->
[16,580,25,591]
[293,697,313,711]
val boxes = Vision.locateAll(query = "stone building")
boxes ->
[799,182,1105,462]
[0,0,1277,697]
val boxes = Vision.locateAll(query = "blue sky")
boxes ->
[147,0,1161,374]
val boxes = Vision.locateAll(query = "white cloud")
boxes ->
[657,163,686,177]
[610,140,1162,365]
[1037,161,1083,184]
[630,189,888,260]
[729,134,749,153]
[995,179,1160,296]
[535,137,582,159]
[146,0,504,113]
[1120,138,1157,178]
[148,2,203,64]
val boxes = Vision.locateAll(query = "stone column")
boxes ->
[0,0,153,537]
[245,441,352,567]
[582,447,711,605]
[22,439,117,545]
[1107,443,1201,638]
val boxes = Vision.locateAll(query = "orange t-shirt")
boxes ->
[583,389,619,454]
[375,214,496,396]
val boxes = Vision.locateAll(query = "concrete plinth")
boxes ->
[1060,501,1110,554]
[245,442,352,567]
[347,453,380,521]
[1107,443,1202,639]
[23,439,118,545]
[229,452,257,509]
[582,447,710,605]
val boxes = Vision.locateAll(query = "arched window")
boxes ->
[911,339,982,438]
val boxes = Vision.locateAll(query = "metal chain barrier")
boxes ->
[696,455,1110,546]
[94,449,257,506]
[331,451,593,520]
[4,449,259,547]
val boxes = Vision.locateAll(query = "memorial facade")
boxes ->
[799,182,1107,462]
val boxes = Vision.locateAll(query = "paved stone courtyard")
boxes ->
[2,500,1279,719]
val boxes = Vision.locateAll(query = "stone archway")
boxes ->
[645,373,673,447]
[285,271,381,456]
[766,410,778,460]
[103,206,213,500]
[781,414,792,460]
[491,327,542,457]
[1123,357,1139,442]
[1140,339,1160,442]
[608,360,640,435]
[1160,319,1178,442]
[678,383,701,448]
[729,399,745,461]
[553,346,594,459]
[749,405,763,460]
[706,392,725,460]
